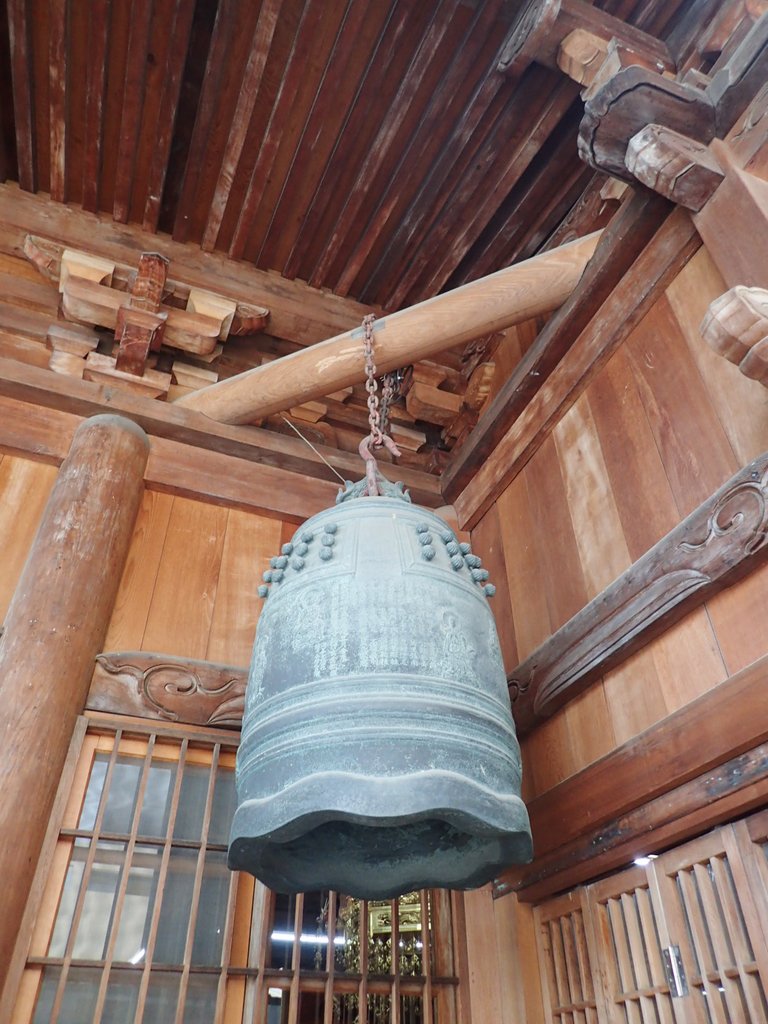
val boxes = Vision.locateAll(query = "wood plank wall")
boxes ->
[0,452,291,669]
[0,455,58,620]
[472,247,768,803]
[103,491,287,666]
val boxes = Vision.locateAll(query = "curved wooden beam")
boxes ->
[173,232,601,425]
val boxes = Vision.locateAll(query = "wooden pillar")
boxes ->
[0,414,149,991]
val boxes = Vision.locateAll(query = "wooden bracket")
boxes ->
[508,452,768,734]
[701,285,768,385]
[626,124,726,210]
[497,0,673,78]
[579,66,716,181]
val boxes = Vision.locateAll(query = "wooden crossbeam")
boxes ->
[442,189,679,511]
[0,357,442,507]
[494,652,768,901]
[173,232,601,424]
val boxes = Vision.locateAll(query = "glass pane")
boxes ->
[269,892,297,969]
[154,848,198,963]
[173,764,210,841]
[102,969,141,1023]
[79,755,108,830]
[191,850,230,966]
[59,966,101,1023]
[48,840,87,956]
[267,987,290,1024]
[299,989,324,1024]
[208,765,236,844]
[143,971,181,1023]
[138,761,176,837]
[113,844,162,963]
[402,995,423,1024]
[32,967,59,1024]
[334,895,358,974]
[332,993,359,1024]
[102,757,143,834]
[182,972,219,1022]
[299,890,330,972]
[72,841,126,960]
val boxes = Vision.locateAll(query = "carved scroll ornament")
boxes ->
[89,651,247,728]
[509,453,768,733]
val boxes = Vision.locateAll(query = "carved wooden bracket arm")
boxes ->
[701,285,768,385]
[508,451,768,735]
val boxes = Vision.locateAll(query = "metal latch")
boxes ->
[663,945,688,998]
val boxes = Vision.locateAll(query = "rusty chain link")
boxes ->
[360,313,402,495]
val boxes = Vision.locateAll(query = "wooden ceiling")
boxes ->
[0,0,703,310]
[0,0,726,480]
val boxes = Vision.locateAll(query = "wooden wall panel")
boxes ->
[105,491,289,666]
[205,509,282,666]
[473,246,768,801]
[462,886,545,1024]
[0,455,57,619]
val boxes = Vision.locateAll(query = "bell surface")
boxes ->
[228,487,532,898]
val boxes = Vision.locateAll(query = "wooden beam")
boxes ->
[443,190,672,507]
[508,451,768,733]
[497,0,673,77]
[493,652,768,900]
[173,232,601,423]
[449,205,700,529]
[0,184,375,346]
[0,415,148,993]
[0,360,442,508]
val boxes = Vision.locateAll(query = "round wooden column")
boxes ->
[0,414,149,989]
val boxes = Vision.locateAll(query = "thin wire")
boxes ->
[280,415,348,485]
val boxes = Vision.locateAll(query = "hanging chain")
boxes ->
[360,313,402,495]
[362,313,399,447]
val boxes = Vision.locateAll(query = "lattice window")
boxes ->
[12,720,460,1024]
[534,814,768,1024]
[534,890,600,1024]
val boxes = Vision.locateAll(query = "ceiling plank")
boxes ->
[6,0,35,191]
[141,0,197,231]
[229,0,349,262]
[0,184,376,345]
[333,0,504,297]
[200,0,281,250]
[307,0,464,290]
[258,0,394,273]
[48,0,66,202]
[281,2,436,284]
[112,0,153,222]
[174,231,600,423]
[80,0,109,211]
[412,81,581,302]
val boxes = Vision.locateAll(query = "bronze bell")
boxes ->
[228,478,532,898]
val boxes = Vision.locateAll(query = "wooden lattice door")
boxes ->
[535,810,768,1023]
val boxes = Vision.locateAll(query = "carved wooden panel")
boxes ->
[509,452,768,733]
[88,651,247,727]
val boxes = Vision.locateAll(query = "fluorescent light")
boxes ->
[268,988,283,999]
[129,948,145,965]
[633,854,659,867]
[271,931,345,946]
